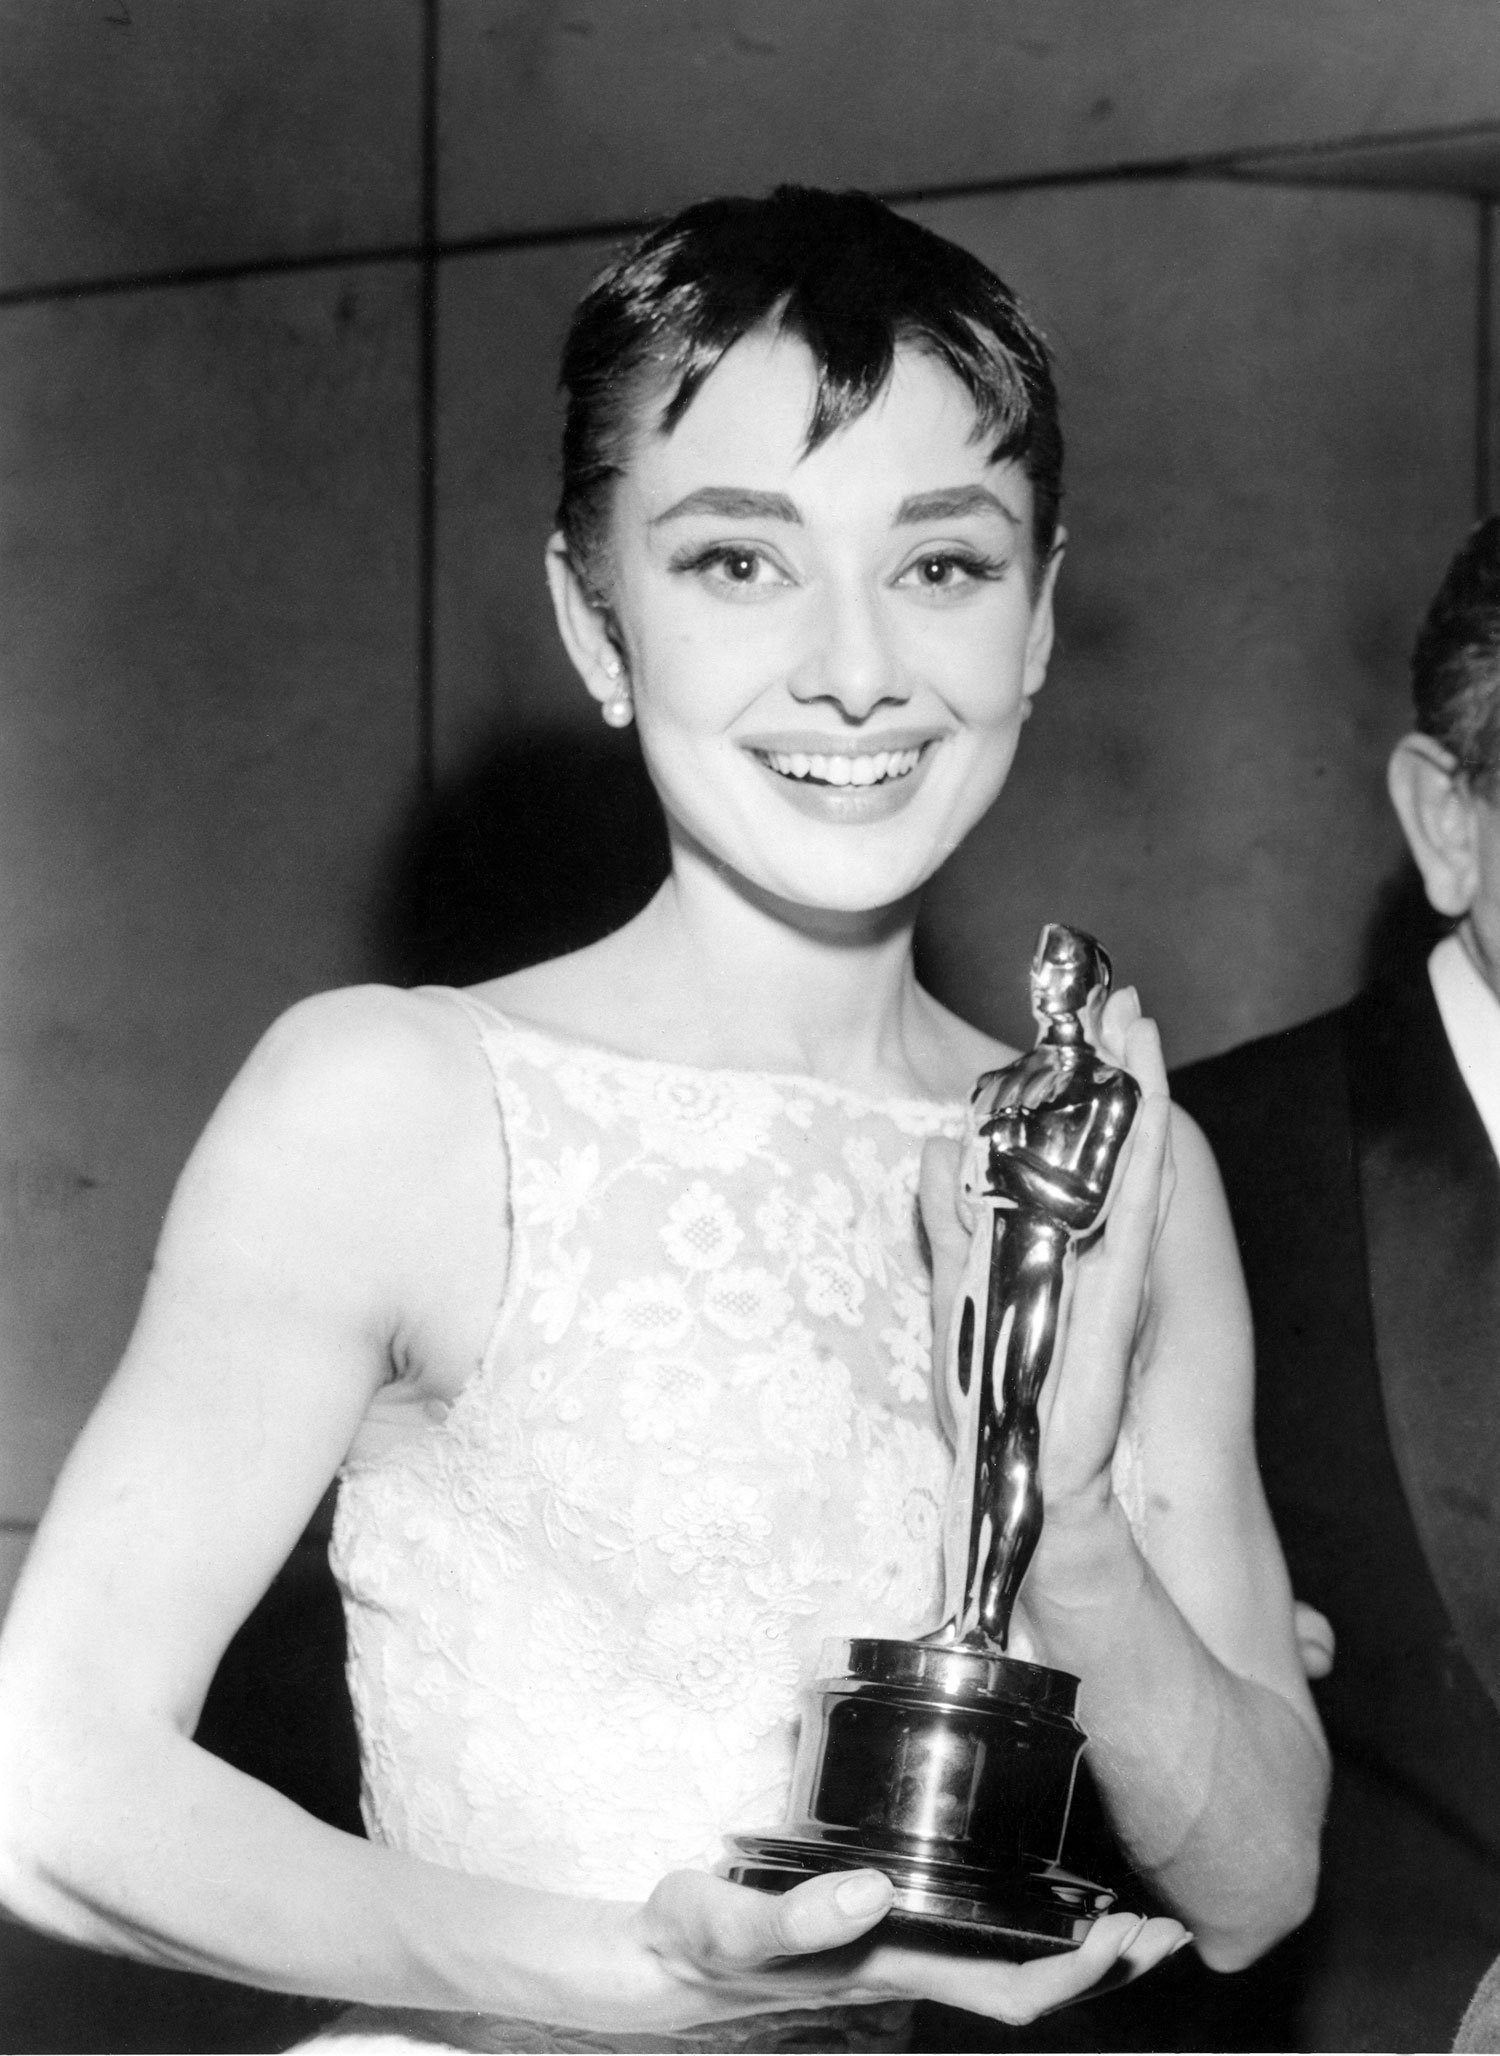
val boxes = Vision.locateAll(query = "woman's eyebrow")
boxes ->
[894,486,1019,525]
[650,487,802,525]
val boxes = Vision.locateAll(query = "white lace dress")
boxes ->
[310,996,1144,2054]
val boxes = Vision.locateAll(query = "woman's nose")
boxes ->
[791,583,908,717]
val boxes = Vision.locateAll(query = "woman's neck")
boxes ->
[488,841,975,1097]
[633,860,925,1084]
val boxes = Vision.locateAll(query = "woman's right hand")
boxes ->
[628,1868,1188,2029]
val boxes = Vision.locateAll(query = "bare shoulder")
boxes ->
[163,983,506,1316]
[208,983,486,1169]
[238,982,475,1103]
[143,984,509,1404]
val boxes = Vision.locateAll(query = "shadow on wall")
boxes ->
[1361,853,1450,991]
[372,725,671,988]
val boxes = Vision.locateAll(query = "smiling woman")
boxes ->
[545,328,1059,925]
[0,187,1325,2055]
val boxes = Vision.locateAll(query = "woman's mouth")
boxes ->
[738,733,942,825]
[755,746,924,788]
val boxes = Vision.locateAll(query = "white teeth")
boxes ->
[760,746,923,786]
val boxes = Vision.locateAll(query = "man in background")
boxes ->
[1172,517,1500,2052]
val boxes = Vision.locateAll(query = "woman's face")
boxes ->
[554,329,1061,919]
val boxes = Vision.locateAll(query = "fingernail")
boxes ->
[835,1870,891,1917]
[1119,1914,1148,1952]
[1170,1932,1196,1956]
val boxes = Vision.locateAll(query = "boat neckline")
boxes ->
[437,984,975,1116]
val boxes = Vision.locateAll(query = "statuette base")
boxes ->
[721,1638,1115,1960]
[724,1833,1113,1957]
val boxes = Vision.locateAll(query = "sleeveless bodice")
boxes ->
[330,1004,969,1902]
[323,1000,1147,2053]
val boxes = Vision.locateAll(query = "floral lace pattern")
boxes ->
[331,1007,965,1907]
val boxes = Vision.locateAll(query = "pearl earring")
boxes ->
[601,654,633,730]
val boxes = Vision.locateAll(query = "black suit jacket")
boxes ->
[1171,971,1500,2052]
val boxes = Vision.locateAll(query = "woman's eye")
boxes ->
[676,544,791,591]
[898,550,1005,592]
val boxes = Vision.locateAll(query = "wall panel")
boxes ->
[0,0,423,294]
[439,0,1500,242]
[0,265,421,1519]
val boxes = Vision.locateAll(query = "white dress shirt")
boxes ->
[1429,931,1500,1166]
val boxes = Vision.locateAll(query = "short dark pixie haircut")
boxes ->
[556,185,1062,603]
[1412,515,1500,792]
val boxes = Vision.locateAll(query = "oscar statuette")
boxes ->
[723,925,1142,1956]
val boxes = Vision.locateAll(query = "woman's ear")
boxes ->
[1021,532,1065,706]
[1387,732,1480,918]
[544,533,623,710]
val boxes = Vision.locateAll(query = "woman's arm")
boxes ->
[0,987,515,1994]
[924,1006,1329,1973]
[1033,1099,1327,1969]
[0,986,1184,2032]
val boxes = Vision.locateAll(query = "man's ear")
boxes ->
[1387,732,1479,919]
[544,533,623,709]
[1021,533,1065,707]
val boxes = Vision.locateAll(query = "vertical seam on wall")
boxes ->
[417,0,440,795]
[1479,197,1495,524]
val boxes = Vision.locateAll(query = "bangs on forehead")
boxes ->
[652,300,1035,470]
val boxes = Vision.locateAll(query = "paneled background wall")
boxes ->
[2,0,1498,1620]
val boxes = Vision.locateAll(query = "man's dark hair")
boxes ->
[1411,515,1500,790]
[556,185,1061,602]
